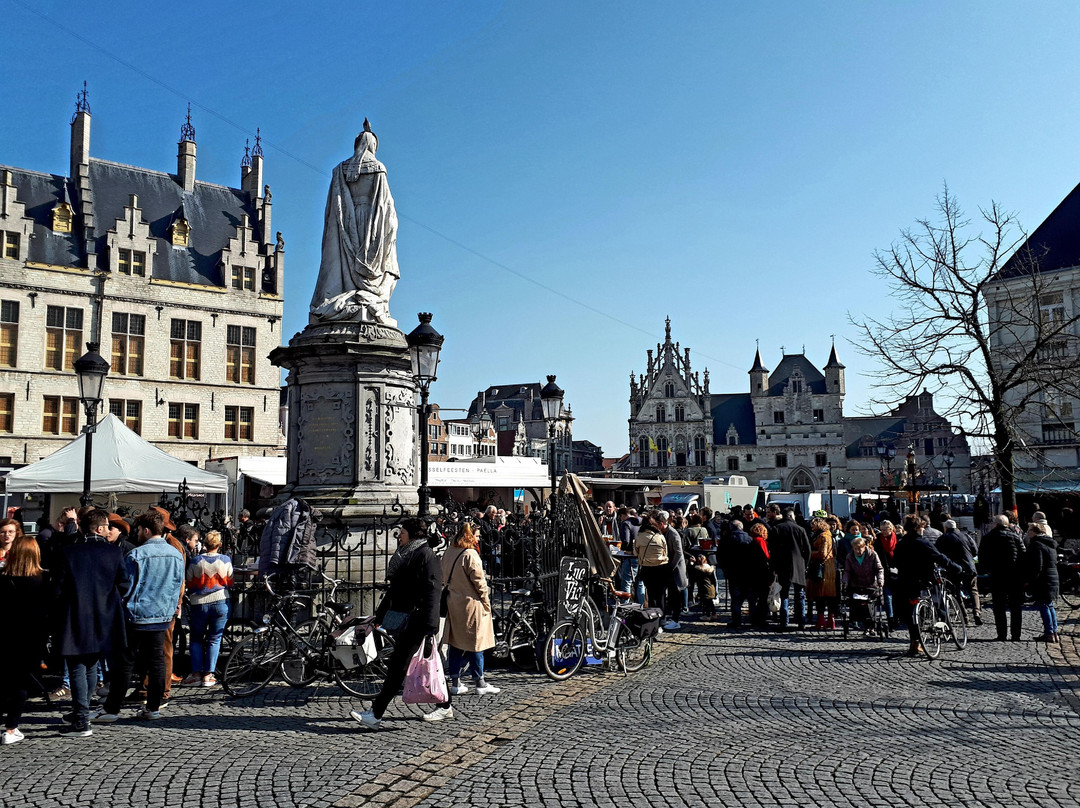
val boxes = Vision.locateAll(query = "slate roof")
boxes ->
[842,416,907,459]
[998,179,1080,279]
[709,393,756,446]
[467,382,545,422]
[2,167,85,267]
[1,159,261,288]
[767,354,826,396]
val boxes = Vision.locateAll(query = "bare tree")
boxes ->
[851,185,1080,512]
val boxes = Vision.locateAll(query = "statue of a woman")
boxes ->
[309,120,400,327]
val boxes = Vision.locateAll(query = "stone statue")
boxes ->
[309,119,399,327]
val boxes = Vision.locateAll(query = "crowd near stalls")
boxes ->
[592,498,1068,653]
[0,494,1069,745]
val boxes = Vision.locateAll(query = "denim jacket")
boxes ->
[123,537,185,626]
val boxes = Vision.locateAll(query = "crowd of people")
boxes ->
[596,499,1065,655]
[0,505,232,745]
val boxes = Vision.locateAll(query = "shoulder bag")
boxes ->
[440,550,466,618]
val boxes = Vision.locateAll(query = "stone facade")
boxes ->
[628,320,970,493]
[0,92,284,466]
[468,383,573,473]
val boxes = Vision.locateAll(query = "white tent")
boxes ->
[4,414,228,494]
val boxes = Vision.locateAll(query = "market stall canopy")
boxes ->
[236,456,287,487]
[428,456,550,488]
[4,414,228,494]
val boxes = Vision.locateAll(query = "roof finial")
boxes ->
[664,316,671,341]
[71,81,90,123]
[252,127,263,158]
[241,139,252,168]
[363,118,372,133]
[179,102,196,143]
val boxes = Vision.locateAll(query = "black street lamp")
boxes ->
[821,463,835,514]
[73,342,110,508]
[472,411,492,458]
[406,313,444,518]
[540,375,564,501]
[944,449,956,510]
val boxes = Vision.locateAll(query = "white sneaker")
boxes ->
[1,728,24,745]
[350,710,382,729]
[474,683,501,695]
[422,706,454,722]
[662,620,681,631]
[91,710,120,724]
[449,684,469,695]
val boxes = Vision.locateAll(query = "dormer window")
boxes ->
[663,381,675,397]
[52,201,73,233]
[118,249,146,276]
[231,265,255,291]
[170,217,190,247]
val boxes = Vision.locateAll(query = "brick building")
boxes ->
[0,90,284,466]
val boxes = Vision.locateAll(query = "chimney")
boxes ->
[177,103,196,192]
[242,128,264,199]
[70,82,91,180]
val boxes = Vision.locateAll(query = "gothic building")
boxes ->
[629,320,970,492]
[0,88,285,466]
[467,382,573,474]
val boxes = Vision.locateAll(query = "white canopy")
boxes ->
[4,414,228,494]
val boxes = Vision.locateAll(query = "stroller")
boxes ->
[839,583,891,640]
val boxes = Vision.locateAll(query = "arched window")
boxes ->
[656,403,666,422]
[694,435,707,466]
[675,435,687,467]
[664,381,675,397]
[657,435,669,467]
[674,404,685,422]
[789,469,814,491]
[639,435,651,467]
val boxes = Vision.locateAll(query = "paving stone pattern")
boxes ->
[3,608,1080,808]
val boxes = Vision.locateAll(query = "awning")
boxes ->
[237,456,287,487]
[992,480,1080,494]
[428,457,550,488]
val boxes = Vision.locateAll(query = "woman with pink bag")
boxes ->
[442,522,499,696]
[350,518,452,729]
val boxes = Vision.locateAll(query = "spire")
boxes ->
[179,103,196,143]
[825,338,845,369]
[71,81,90,123]
[664,316,671,341]
[750,347,768,373]
[252,127,263,157]
[241,139,252,168]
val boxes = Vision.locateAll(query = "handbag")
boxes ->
[382,609,411,638]
[809,561,825,581]
[440,550,466,618]
[767,580,782,614]
[402,635,449,705]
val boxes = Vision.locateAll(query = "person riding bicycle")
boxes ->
[935,520,982,625]
[894,515,962,656]
[841,534,884,637]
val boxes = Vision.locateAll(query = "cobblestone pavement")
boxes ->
[3,606,1080,808]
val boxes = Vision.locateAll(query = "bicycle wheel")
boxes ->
[542,620,587,681]
[1059,569,1080,608]
[619,636,651,673]
[334,630,395,699]
[913,600,941,660]
[508,620,540,671]
[280,619,330,687]
[223,628,287,697]
[944,592,968,650]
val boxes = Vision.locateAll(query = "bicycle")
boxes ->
[490,583,553,671]
[1056,553,1080,609]
[542,578,657,681]
[222,570,395,698]
[913,565,968,660]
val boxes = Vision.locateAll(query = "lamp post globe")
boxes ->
[539,375,564,501]
[73,342,110,508]
[405,313,444,518]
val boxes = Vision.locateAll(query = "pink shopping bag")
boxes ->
[402,636,449,704]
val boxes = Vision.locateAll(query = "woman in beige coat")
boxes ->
[442,522,499,696]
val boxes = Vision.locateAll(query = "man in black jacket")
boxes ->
[894,515,958,655]
[936,520,983,625]
[721,520,753,628]
[979,515,1026,641]
[768,508,811,631]
[352,518,451,729]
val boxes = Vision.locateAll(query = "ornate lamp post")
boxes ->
[821,463,835,514]
[406,313,444,518]
[73,342,110,508]
[540,375,564,501]
[472,411,492,458]
[944,449,955,511]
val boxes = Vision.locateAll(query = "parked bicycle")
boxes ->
[1057,553,1080,609]
[222,569,395,698]
[542,578,659,681]
[913,564,968,660]
[489,582,553,671]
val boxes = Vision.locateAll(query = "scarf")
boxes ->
[385,536,425,582]
[854,551,866,565]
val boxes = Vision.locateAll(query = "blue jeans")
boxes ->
[446,646,484,683]
[779,583,806,628]
[617,558,645,605]
[1037,602,1059,634]
[65,654,99,725]
[190,600,230,676]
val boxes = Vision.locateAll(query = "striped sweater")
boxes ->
[185,553,234,605]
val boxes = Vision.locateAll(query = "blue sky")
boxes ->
[3,1,1079,457]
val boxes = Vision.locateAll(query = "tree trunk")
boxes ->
[993,412,1016,513]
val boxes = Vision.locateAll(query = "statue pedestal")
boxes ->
[270,321,418,518]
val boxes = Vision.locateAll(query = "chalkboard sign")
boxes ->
[556,556,590,622]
